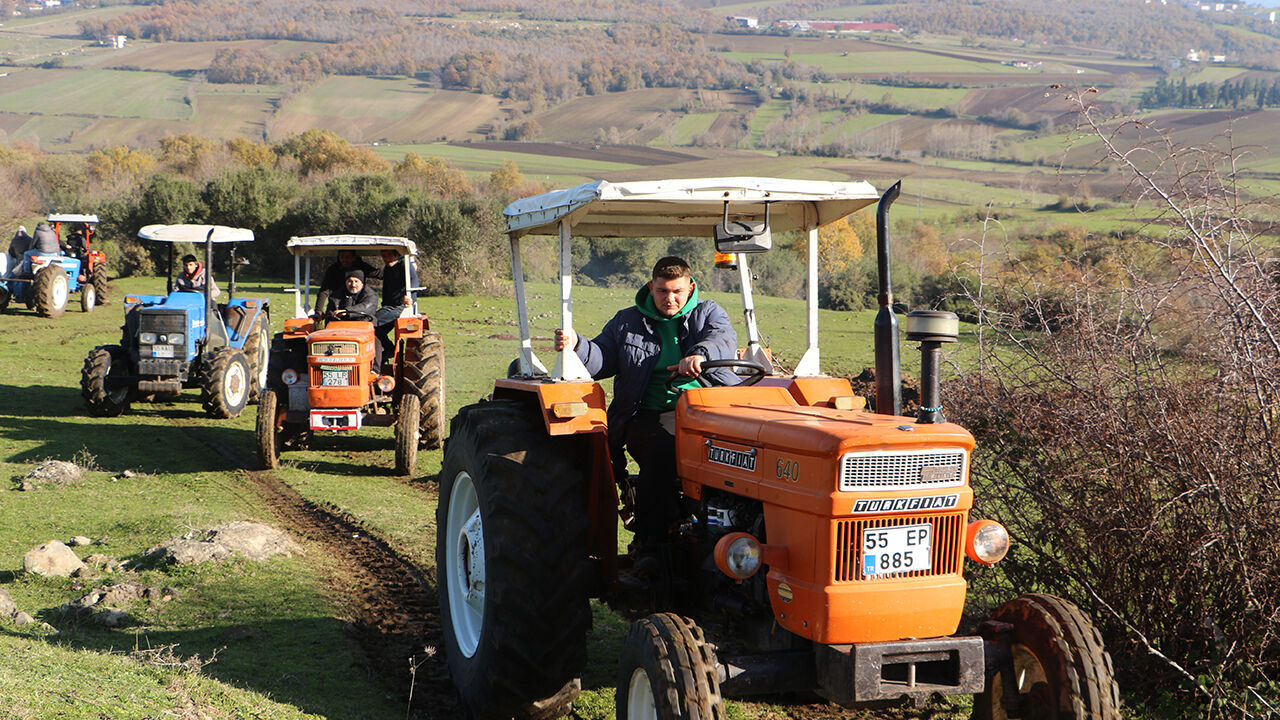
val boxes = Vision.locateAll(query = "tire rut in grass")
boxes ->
[171,423,457,719]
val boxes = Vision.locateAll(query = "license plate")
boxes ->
[862,524,932,576]
[321,368,349,386]
[152,345,174,358]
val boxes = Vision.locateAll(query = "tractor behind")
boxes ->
[80,224,269,420]
[435,178,1121,720]
[254,235,445,476]
[0,213,107,316]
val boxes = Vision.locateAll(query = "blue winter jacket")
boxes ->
[571,287,738,470]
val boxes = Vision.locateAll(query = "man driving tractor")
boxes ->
[555,256,737,568]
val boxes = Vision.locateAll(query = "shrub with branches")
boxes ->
[949,89,1280,714]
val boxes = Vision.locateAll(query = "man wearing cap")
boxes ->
[175,254,220,298]
[5,226,30,275]
[554,255,738,567]
[324,268,381,368]
[316,250,378,316]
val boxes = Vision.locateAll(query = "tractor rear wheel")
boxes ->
[80,281,95,313]
[394,393,420,476]
[91,265,108,305]
[974,593,1120,720]
[0,287,10,313]
[33,265,68,318]
[201,347,251,419]
[244,315,270,404]
[616,613,725,720]
[436,398,591,720]
[401,331,445,449]
[81,345,133,417]
[256,390,282,469]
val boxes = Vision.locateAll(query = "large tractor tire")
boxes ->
[436,398,592,720]
[80,280,95,313]
[81,345,133,417]
[616,613,725,720]
[974,593,1120,720]
[256,390,282,470]
[201,347,251,419]
[33,265,69,318]
[401,331,445,449]
[243,314,270,404]
[91,265,108,305]
[0,287,10,313]
[394,393,421,476]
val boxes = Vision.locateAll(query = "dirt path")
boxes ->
[172,421,457,719]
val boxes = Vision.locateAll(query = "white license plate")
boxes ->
[862,524,932,575]
[321,368,349,386]
[152,345,174,358]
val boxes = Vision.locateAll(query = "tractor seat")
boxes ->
[219,304,254,340]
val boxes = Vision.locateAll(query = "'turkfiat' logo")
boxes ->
[706,441,757,472]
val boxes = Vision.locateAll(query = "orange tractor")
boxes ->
[436,178,1120,720]
[255,235,445,475]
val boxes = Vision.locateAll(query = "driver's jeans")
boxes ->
[374,305,401,366]
[625,409,681,548]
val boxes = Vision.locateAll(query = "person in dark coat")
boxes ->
[374,248,416,365]
[315,250,378,317]
[29,222,58,255]
[6,226,30,275]
[324,268,382,367]
[554,256,738,556]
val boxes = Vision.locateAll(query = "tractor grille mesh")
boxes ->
[139,311,186,333]
[839,449,966,491]
[833,512,965,583]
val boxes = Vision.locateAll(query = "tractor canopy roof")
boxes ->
[287,235,417,258]
[138,224,254,244]
[48,213,99,224]
[503,177,880,239]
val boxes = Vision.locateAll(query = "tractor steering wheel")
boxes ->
[664,359,767,391]
[331,309,373,322]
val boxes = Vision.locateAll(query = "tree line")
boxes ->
[1139,75,1280,110]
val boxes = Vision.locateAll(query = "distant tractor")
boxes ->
[80,224,270,419]
[254,235,445,476]
[0,213,107,316]
[435,178,1121,720]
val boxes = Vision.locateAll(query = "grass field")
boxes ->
[0,68,191,121]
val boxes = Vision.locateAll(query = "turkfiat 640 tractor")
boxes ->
[254,235,445,476]
[436,178,1120,720]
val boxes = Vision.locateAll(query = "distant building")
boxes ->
[727,16,758,29]
[1187,48,1202,62]
[774,20,901,33]
[1212,54,1226,63]
[105,34,126,48]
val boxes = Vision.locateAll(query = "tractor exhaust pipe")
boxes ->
[905,310,959,424]
[873,181,902,417]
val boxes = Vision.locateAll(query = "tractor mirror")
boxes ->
[714,221,772,254]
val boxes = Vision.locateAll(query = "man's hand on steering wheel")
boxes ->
[668,354,706,378]
[664,358,768,391]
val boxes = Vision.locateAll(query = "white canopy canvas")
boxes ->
[287,235,417,258]
[47,213,100,224]
[138,224,254,244]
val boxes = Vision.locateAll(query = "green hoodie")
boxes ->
[638,282,701,411]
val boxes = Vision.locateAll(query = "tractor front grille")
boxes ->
[139,358,185,377]
[839,449,967,491]
[139,310,186,334]
[832,512,964,583]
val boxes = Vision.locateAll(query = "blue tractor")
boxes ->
[0,214,106,317]
[80,224,270,419]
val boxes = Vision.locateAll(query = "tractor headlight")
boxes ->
[281,368,299,385]
[163,333,184,345]
[376,375,395,392]
[139,332,157,344]
[714,532,763,579]
[965,520,1010,565]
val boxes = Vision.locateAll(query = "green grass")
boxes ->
[287,76,431,120]
[720,48,1002,75]
[370,142,639,185]
[670,111,719,145]
[0,69,191,120]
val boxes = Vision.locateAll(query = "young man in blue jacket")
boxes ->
[555,256,738,560]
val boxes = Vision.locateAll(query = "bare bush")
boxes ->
[949,89,1280,712]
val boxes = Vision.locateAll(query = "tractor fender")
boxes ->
[223,299,271,347]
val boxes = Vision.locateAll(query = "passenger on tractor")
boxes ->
[315,249,378,315]
[374,248,415,370]
[176,254,220,298]
[4,226,30,276]
[63,231,88,278]
[554,256,738,574]
[15,222,58,276]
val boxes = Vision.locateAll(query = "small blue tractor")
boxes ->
[0,213,107,317]
[80,224,270,419]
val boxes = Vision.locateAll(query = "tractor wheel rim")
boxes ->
[446,470,484,657]
[106,355,127,403]
[255,329,268,388]
[52,275,67,307]
[627,668,658,720]
[988,644,1050,720]
[84,285,94,308]
[225,361,247,407]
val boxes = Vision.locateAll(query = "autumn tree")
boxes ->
[394,153,473,198]
[274,129,389,177]
[88,146,156,186]
[487,159,523,196]
[226,137,275,168]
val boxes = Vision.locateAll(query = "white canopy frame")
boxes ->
[502,177,879,381]
[287,235,420,319]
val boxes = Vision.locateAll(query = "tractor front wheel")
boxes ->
[81,345,133,417]
[616,613,725,720]
[0,287,10,313]
[244,315,270,404]
[256,390,282,469]
[436,399,591,720]
[201,348,251,419]
[974,593,1120,720]
[91,265,108,305]
[394,393,420,476]
[33,265,69,318]
[80,281,95,313]
[401,331,445,449]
